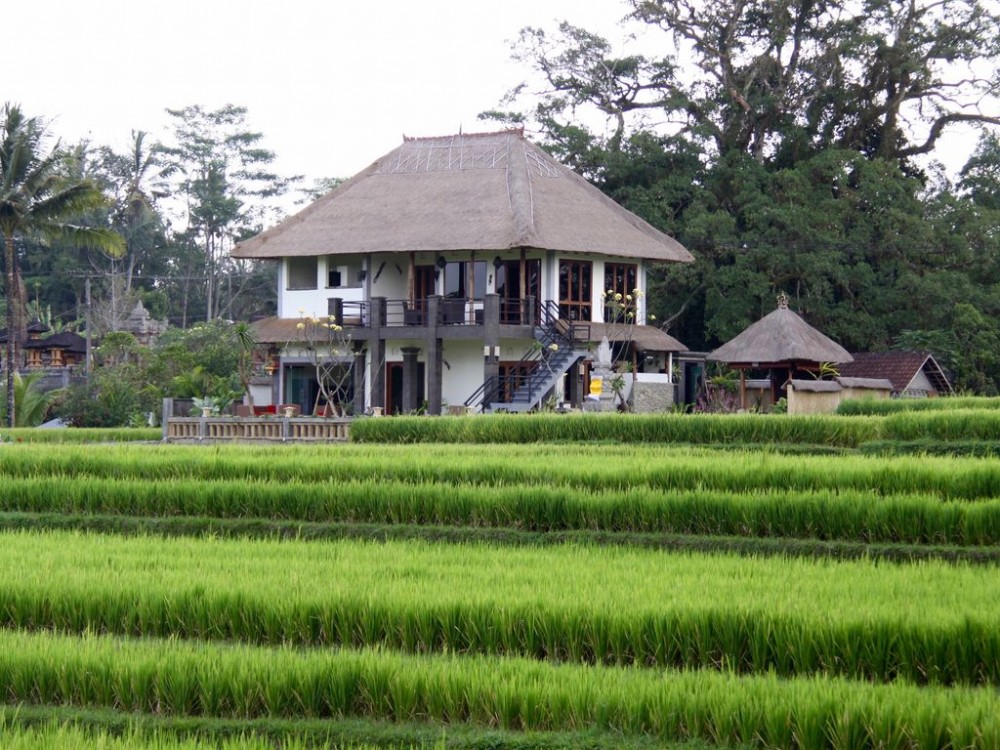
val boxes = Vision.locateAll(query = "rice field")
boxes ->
[0,529,997,685]
[2,422,999,748]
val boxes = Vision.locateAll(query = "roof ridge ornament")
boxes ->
[777,291,789,309]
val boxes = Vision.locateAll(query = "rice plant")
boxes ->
[0,629,996,749]
[3,530,1000,685]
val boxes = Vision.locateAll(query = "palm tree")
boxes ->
[0,371,61,427]
[0,103,124,426]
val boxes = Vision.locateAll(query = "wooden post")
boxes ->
[467,251,476,323]
[739,369,747,410]
[407,252,416,304]
[519,248,527,303]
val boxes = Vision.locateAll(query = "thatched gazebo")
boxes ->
[709,293,853,409]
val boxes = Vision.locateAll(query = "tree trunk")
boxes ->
[5,234,18,427]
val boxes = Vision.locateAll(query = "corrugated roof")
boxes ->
[232,130,693,263]
[839,351,952,395]
[709,298,853,366]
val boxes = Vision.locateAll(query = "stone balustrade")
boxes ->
[164,416,351,443]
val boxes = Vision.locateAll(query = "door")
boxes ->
[496,259,540,324]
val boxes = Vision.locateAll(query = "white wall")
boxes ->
[279,255,366,318]
[442,340,487,407]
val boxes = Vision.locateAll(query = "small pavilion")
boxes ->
[709,293,853,409]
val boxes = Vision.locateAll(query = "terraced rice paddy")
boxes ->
[1,414,998,748]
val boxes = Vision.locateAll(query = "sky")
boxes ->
[7,0,990,207]
[7,0,640,190]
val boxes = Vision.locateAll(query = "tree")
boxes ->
[157,104,298,322]
[92,131,169,331]
[0,371,61,427]
[501,1,1000,168]
[0,103,124,427]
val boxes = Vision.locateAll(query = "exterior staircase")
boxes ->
[465,302,589,413]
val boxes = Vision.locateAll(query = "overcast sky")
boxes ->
[8,0,988,204]
[7,0,641,188]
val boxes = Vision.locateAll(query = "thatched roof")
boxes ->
[709,295,853,366]
[587,322,686,352]
[233,130,693,263]
[837,376,893,390]
[788,379,841,393]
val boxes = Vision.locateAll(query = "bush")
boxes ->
[57,370,159,428]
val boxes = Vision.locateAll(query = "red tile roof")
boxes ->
[838,352,952,395]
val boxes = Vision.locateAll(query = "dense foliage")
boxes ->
[491,0,1000,392]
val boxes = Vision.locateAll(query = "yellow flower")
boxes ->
[649,314,657,321]
[614,293,623,301]
[625,294,633,302]
[548,343,559,351]
[295,322,305,330]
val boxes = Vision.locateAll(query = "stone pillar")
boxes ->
[370,298,386,410]
[482,294,500,402]
[327,297,343,322]
[427,337,443,416]
[352,343,367,415]
[567,361,582,408]
[401,346,421,414]
[161,398,173,441]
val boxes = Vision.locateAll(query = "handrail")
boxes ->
[464,302,583,412]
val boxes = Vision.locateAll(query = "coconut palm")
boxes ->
[0,371,61,427]
[0,103,124,426]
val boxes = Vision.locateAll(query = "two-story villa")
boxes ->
[232,130,693,415]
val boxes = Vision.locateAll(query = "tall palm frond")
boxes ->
[1,102,125,426]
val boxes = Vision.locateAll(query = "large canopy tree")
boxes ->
[489,0,1000,391]
[504,0,1000,166]
[0,103,123,426]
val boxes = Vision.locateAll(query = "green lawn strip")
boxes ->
[0,706,705,750]
[0,629,996,749]
[2,512,999,565]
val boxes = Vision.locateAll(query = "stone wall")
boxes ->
[631,381,675,413]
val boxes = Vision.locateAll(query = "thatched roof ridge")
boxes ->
[709,297,853,366]
[788,379,841,393]
[232,130,692,263]
[837,376,893,390]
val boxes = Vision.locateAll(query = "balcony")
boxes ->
[327,295,537,337]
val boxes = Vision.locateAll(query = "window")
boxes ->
[443,261,487,300]
[287,256,318,290]
[558,260,592,321]
[604,262,638,323]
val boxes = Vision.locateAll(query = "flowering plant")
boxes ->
[291,311,353,416]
